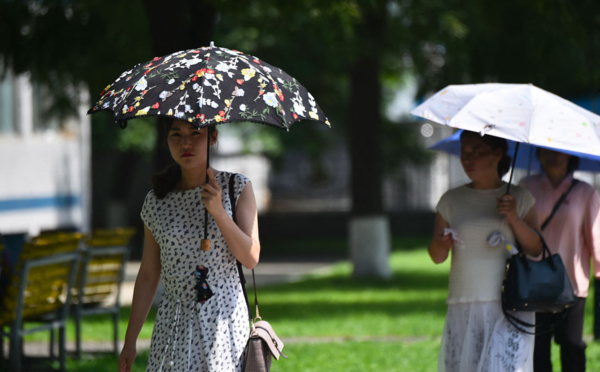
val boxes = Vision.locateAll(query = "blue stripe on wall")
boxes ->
[0,195,81,212]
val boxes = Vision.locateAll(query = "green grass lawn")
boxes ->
[40,236,600,371]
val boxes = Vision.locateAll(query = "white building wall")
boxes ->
[0,73,91,236]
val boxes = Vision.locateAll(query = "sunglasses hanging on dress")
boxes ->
[194,265,214,303]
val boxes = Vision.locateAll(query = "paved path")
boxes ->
[13,258,339,363]
[120,259,337,306]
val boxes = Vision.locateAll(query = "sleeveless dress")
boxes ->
[140,171,250,372]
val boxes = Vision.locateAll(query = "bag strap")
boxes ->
[229,173,259,322]
[541,179,579,231]
[501,305,562,335]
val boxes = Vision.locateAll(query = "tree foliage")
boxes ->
[0,0,152,115]
[412,0,600,97]
[2,0,599,195]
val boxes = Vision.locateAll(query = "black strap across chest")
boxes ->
[540,179,579,231]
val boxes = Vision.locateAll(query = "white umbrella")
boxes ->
[411,83,600,157]
[430,129,600,173]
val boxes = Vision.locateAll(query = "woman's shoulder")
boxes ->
[574,178,600,197]
[140,189,158,219]
[438,185,469,205]
[217,171,251,185]
[143,189,157,202]
[508,183,534,199]
[506,184,536,214]
[441,184,468,197]
[574,177,596,190]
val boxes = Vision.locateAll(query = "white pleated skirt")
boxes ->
[438,301,534,372]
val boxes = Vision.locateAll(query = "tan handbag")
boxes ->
[241,279,287,371]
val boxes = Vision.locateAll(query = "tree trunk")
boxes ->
[348,6,391,278]
[143,0,217,172]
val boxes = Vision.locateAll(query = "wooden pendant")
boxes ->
[200,239,211,251]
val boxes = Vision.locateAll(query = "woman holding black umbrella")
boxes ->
[85,42,330,372]
[118,118,261,372]
[428,130,542,372]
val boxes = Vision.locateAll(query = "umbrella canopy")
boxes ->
[430,129,600,173]
[88,42,330,129]
[88,43,331,253]
[411,83,600,157]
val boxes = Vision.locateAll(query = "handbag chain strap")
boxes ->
[229,173,260,323]
[540,178,579,231]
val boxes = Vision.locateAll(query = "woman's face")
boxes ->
[460,134,503,182]
[167,119,217,170]
[538,148,570,175]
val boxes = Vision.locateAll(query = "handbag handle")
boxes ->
[541,179,579,230]
[516,233,553,271]
[229,173,259,322]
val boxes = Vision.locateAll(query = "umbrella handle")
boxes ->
[506,142,520,194]
[202,127,213,250]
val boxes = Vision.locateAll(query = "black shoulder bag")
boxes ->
[501,179,579,334]
[228,174,287,372]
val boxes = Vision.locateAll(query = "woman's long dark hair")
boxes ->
[151,117,216,199]
[152,162,181,199]
[460,130,512,178]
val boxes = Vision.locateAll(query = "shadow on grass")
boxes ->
[260,235,431,260]
[271,270,446,291]
[253,266,450,336]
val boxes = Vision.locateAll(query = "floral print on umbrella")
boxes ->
[89,44,330,129]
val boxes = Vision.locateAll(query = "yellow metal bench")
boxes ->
[72,227,135,357]
[0,236,81,372]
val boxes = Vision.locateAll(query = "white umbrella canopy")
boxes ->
[411,83,600,157]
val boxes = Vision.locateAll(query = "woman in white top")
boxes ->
[429,130,543,372]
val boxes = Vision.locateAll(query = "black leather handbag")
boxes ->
[502,237,576,333]
[502,239,575,313]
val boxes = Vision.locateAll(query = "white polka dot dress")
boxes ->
[140,171,250,372]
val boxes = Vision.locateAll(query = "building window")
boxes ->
[0,73,16,134]
[32,83,60,132]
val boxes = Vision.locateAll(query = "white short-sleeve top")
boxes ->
[436,183,535,304]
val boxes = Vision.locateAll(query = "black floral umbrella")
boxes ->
[88,42,330,130]
[88,43,330,303]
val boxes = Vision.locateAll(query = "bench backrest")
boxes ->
[74,228,135,305]
[0,237,81,326]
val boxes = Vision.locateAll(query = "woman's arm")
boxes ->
[428,212,454,264]
[118,224,161,372]
[202,170,260,269]
[584,189,600,279]
[498,195,543,256]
